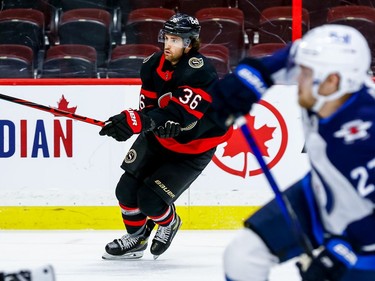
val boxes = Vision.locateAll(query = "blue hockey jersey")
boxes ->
[260,44,375,253]
[303,86,375,252]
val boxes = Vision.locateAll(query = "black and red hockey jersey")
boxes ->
[139,50,232,154]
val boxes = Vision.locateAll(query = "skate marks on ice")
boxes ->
[0,230,300,281]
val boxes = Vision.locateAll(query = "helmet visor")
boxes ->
[158,30,192,48]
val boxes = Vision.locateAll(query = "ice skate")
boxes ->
[151,215,182,259]
[102,219,155,260]
[1,264,55,281]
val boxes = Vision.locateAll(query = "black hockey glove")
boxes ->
[211,58,274,126]
[99,109,154,142]
[297,239,357,281]
[154,120,181,138]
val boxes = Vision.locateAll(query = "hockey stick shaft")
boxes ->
[0,93,105,127]
[237,116,314,256]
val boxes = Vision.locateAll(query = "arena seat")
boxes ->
[177,0,229,15]
[301,0,341,28]
[236,0,286,31]
[107,44,161,78]
[60,0,112,10]
[127,0,178,9]
[196,7,246,67]
[0,8,45,65]
[119,0,177,30]
[258,6,310,44]
[58,1,122,44]
[200,44,231,78]
[1,0,55,32]
[0,44,34,78]
[41,44,97,78]
[58,8,112,67]
[124,8,175,45]
[248,43,286,58]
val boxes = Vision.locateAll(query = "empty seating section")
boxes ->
[0,1,375,78]
[60,0,110,11]
[0,8,45,65]
[42,44,97,78]
[237,0,287,31]
[248,43,286,58]
[200,44,231,78]
[0,44,34,78]
[126,0,178,10]
[59,0,122,40]
[58,8,112,67]
[119,0,178,29]
[302,0,341,28]
[1,0,55,32]
[196,7,246,67]
[258,6,310,44]
[178,0,230,15]
[107,44,161,78]
[125,8,175,45]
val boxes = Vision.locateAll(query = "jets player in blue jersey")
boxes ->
[211,24,375,281]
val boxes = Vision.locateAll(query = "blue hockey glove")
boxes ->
[154,120,181,138]
[99,109,154,142]
[297,239,357,281]
[211,57,274,126]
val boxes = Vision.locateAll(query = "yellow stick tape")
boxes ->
[0,206,259,230]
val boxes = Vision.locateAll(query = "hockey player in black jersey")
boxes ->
[99,13,231,260]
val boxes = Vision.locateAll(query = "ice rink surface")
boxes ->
[0,230,301,281]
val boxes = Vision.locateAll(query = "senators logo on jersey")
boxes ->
[188,57,204,69]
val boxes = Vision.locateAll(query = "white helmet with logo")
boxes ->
[293,24,372,111]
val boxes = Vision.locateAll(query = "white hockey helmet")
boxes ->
[293,24,371,111]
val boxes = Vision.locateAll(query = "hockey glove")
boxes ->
[297,239,357,281]
[154,121,181,138]
[211,57,274,126]
[99,109,153,142]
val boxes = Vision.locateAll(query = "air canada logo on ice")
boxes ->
[0,95,76,158]
[212,100,288,178]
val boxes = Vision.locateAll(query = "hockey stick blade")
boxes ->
[237,115,314,257]
[0,93,105,127]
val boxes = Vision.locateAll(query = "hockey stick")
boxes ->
[0,93,105,127]
[237,116,314,257]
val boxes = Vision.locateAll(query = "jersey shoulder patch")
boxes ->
[188,57,204,69]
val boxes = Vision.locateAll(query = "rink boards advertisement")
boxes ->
[0,81,310,229]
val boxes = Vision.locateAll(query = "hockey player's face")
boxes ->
[297,66,317,109]
[163,34,185,65]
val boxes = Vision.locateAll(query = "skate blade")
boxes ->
[102,251,144,260]
[153,255,159,260]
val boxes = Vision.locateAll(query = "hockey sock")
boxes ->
[119,203,147,234]
[149,204,176,226]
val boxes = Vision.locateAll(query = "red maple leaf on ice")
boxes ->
[55,95,77,115]
[223,115,276,158]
